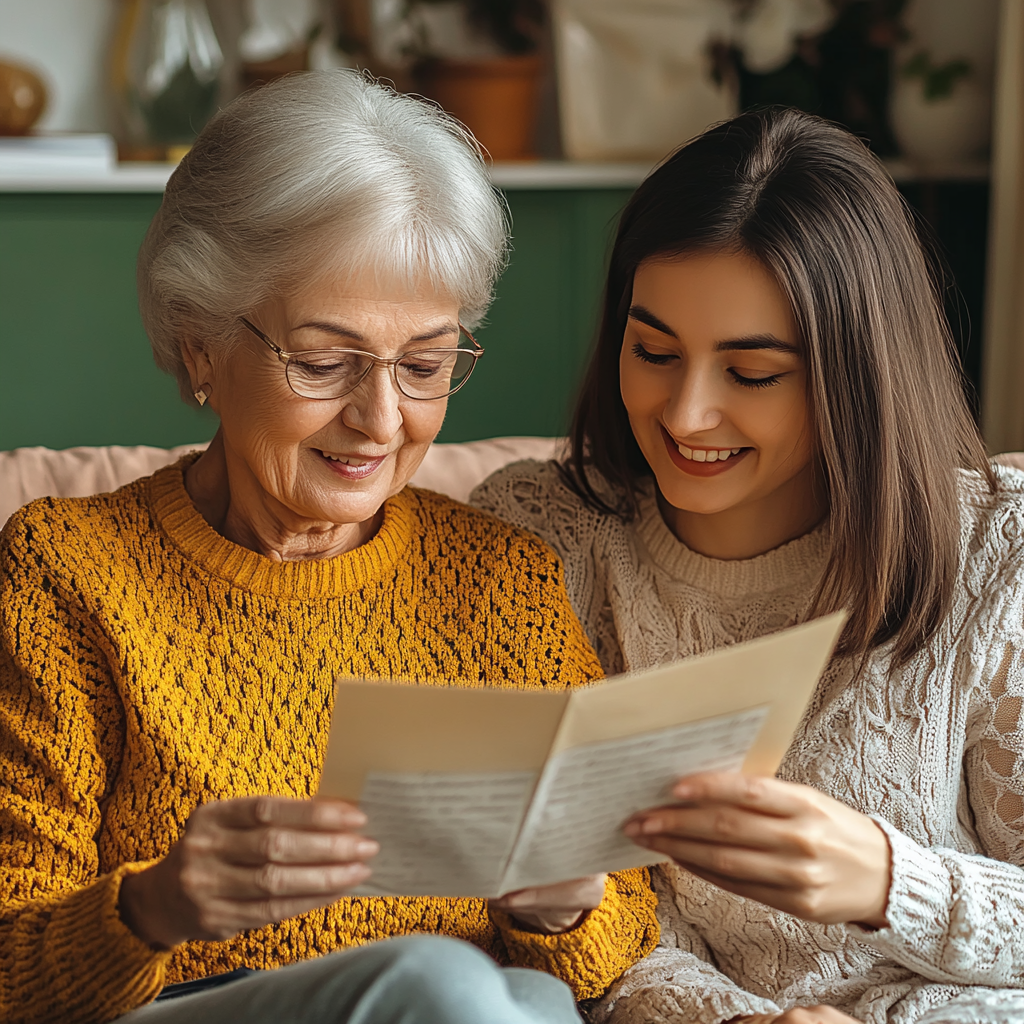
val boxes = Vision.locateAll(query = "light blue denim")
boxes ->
[117,935,584,1024]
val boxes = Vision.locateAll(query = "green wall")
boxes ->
[0,188,632,451]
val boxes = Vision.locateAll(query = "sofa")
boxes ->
[1,440,1022,532]
[0,437,565,530]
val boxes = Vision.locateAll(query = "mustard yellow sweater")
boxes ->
[0,462,658,1024]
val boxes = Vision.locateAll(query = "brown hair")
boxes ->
[566,107,994,665]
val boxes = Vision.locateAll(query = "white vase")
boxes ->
[889,74,991,165]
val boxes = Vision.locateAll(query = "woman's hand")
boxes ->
[489,874,607,933]
[119,796,378,949]
[624,772,891,927]
[730,1008,862,1023]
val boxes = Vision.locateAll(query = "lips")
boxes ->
[659,426,751,477]
[316,448,388,481]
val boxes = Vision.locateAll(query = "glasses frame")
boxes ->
[238,316,484,402]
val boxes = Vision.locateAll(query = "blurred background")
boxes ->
[1,0,1022,454]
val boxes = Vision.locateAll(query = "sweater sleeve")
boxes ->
[492,868,659,1001]
[849,574,1024,987]
[0,507,170,1024]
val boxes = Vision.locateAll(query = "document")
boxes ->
[317,613,845,897]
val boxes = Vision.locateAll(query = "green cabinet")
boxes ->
[0,187,632,450]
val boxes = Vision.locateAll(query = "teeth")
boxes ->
[321,451,368,466]
[676,444,743,463]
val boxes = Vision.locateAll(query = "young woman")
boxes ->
[473,108,1024,1024]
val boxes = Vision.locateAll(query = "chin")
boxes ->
[654,474,750,517]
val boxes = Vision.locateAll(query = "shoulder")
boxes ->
[404,484,568,579]
[1,477,151,591]
[960,465,1024,578]
[469,459,621,565]
[947,465,1024,653]
[470,458,581,516]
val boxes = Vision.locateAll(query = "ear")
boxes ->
[180,336,216,396]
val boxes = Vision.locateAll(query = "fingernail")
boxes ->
[623,820,642,837]
[640,818,662,835]
[673,782,693,800]
[356,839,379,857]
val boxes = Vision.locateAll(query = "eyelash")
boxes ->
[631,343,783,389]
[729,369,782,390]
[631,342,673,365]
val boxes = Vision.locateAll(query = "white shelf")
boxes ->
[0,160,654,194]
[489,161,652,189]
[0,157,989,193]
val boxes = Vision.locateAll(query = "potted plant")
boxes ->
[375,0,547,160]
[889,49,989,164]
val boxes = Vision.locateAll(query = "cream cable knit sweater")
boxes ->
[471,461,1024,1024]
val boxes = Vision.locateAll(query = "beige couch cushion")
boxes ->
[0,437,564,529]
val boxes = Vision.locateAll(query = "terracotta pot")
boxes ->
[241,47,309,91]
[890,75,991,164]
[0,61,47,136]
[419,54,542,161]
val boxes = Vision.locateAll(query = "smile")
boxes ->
[317,449,388,480]
[676,444,743,463]
[660,426,751,477]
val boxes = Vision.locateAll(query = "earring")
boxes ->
[194,385,209,407]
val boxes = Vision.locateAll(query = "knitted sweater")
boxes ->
[472,460,1024,1024]
[0,461,659,1024]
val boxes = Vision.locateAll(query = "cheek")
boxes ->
[753,389,815,464]
[400,399,447,447]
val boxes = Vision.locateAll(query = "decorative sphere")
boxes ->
[0,62,48,136]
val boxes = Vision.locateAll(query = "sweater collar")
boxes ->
[633,481,830,599]
[148,457,415,599]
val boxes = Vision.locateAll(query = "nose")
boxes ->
[661,364,723,437]
[339,362,405,444]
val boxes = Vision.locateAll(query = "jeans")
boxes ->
[117,934,584,1024]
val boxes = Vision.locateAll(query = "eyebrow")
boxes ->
[628,304,799,355]
[293,320,460,344]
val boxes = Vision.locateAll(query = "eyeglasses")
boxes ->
[238,317,484,402]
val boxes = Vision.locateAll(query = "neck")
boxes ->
[657,462,828,560]
[184,429,381,561]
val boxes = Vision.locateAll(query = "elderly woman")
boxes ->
[0,73,657,1024]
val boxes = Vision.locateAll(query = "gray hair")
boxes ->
[138,71,510,404]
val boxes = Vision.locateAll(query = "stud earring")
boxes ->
[194,385,210,407]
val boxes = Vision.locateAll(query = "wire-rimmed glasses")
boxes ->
[238,317,484,402]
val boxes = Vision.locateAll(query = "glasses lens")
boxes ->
[285,350,372,399]
[396,348,477,399]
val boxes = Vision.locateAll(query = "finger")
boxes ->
[666,773,814,817]
[624,803,803,851]
[493,875,606,912]
[212,827,379,867]
[672,860,843,923]
[639,835,822,889]
[214,861,374,901]
[202,796,367,832]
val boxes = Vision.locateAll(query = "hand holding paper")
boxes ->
[317,613,846,898]
[625,770,892,928]
[490,874,608,933]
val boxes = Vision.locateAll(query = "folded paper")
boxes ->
[318,612,845,897]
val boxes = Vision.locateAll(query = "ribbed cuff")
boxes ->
[492,869,659,1001]
[848,817,953,976]
[4,863,172,1024]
